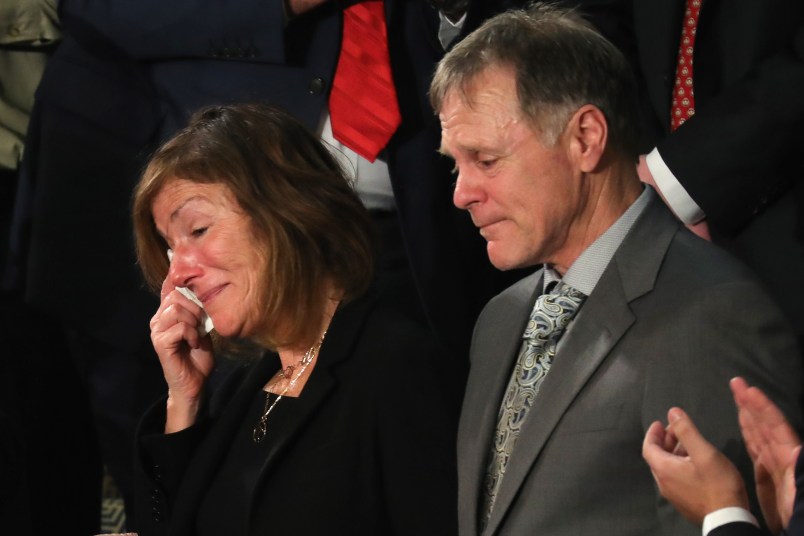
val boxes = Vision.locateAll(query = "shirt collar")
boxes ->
[543,186,653,295]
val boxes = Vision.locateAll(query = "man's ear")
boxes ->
[566,105,608,173]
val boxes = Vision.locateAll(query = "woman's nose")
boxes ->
[168,248,201,287]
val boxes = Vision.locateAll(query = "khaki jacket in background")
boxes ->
[0,0,60,171]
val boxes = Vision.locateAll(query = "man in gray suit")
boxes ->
[430,5,804,535]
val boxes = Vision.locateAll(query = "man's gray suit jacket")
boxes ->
[458,195,803,536]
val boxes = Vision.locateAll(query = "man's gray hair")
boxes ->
[430,3,640,154]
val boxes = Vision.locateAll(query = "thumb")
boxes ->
[667,407,713,458]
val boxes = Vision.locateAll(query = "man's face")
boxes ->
[439,66,583,272]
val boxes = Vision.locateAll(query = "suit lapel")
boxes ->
[483,194,680,535]
[458,272,542,536]
[482,272,636,536]
[249,339,346,495]
[248,297,374,519]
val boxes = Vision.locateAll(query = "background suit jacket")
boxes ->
[569,0,804,338]
[133,296,459,536]
[457,195,804,536]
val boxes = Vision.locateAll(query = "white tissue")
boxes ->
[167,249,215,335]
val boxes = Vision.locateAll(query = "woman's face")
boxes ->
[152,179,267,339]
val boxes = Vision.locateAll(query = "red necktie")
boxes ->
[670,0,701,131]
[329,0,401,162]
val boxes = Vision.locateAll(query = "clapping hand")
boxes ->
[643,407,749,525]
[732,377,801,534]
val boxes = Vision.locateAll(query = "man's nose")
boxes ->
[452,170,483,211]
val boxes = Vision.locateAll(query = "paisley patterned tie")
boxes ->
[480,282,587,530]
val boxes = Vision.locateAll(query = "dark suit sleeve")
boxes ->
[656,24,804,235]
[570,2,804,236]
[58,0,288,62]
[709,522,764,536]
[132,398,212,534]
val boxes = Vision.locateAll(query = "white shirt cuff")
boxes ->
[645,148,705,224]
[702,507,759,536]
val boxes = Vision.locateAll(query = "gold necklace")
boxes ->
[252,331,326,444]
[278,354,309,380]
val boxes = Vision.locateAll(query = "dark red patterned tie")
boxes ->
[670,0,701,131]
[329,0,401,162]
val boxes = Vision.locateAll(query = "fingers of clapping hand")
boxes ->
[642,409,689,474]
[731,377,801,532]
[664,407,712,458]
[642,409,707,523]
[731,377,801,469]
[732,377,790,439]
[643,420,669,460]
[733,380,763,463]
[643,407,748,524]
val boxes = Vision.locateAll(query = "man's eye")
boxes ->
[478,159,497,170]
[191,227,208,237]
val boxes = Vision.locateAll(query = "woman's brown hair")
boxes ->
[133,103,375,348]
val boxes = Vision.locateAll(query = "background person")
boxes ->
[570,0,804,344]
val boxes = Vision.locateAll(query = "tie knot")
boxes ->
[552,281,586,300]
[523,282,586,341]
